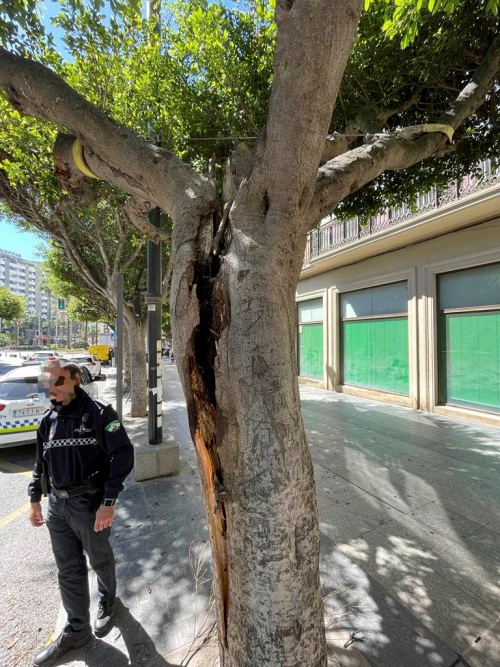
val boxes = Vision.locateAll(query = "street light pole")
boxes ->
[146,208,163,444]
[145,0,163,445]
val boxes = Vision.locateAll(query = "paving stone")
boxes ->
[154,521,211,573]
[345,474,431,513]
[320,536,460,667]
[159,558,214,624]
[461,614,500,667]
[318,494,404,544]
[407,500,486,542]
[432,486,500,524]
[463,524,500,553]
[314,463,363,503]
[482,515,500,535]
[430,545,500,616]
[336,524,498,658]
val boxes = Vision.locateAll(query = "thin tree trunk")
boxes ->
[125,316,147,417]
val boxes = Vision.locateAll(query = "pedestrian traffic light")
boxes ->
[57,298,65,310]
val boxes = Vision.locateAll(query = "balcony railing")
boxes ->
[304,159,499,265]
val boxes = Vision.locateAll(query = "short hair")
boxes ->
[62,363,82,381]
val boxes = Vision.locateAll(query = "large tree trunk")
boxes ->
[125,315,147,417]
[172,210,325,666]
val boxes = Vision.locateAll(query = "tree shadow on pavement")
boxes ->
[301,390,500,667]
[85,599,178,667]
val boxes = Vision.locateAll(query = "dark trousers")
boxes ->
[46,493,116,631]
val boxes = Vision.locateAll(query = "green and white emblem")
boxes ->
[105,420,122,433]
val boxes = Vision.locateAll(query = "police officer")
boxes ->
[28,361,134,666]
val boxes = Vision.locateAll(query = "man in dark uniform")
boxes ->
[28,361,134,667]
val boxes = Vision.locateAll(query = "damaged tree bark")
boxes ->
[170,168,326,664]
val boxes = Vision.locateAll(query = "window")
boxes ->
[340,282,409,394]
[298,298,324,379]
[0,379,44,400]
[438,262,500,412]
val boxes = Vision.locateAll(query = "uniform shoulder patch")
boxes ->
[105,420,122,433]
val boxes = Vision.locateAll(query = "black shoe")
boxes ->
[93,599,116,637]
[33,627,92,666]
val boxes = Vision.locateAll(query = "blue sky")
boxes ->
[0,220,47,261]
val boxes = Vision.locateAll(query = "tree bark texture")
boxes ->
[125,315,147,418]
[171,204,326,665]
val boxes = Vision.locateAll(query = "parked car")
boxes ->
[0,362,98,449]
[64,353,102,379]
[22,351,63,366]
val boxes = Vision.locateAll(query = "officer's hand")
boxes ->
[29,502,45,527]
[94,505,116,532]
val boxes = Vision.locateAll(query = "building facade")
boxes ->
[297,162,500,426]
[0,248,48,317]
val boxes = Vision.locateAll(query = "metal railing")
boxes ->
[304,159,499,265]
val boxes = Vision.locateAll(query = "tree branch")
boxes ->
[120,241,145,274]
[0,47,215,220]
[93,211,112,278]
[309,36,500,226]
[377,90,421,126]
[122,197,171,243]
[319,133,350,164]
[246,0,363,220]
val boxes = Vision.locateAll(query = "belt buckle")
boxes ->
[59,489,70,498]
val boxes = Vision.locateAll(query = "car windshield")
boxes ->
[0,379,47,400]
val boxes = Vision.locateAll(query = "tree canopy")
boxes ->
[1,0,498,227]
[0,286,25,321]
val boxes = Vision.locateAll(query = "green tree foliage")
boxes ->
[43,243,115,324]
[2,0,497,228]
[365,0,499,47]
[0,286,25,320]
[330,0,500,220]
[66,297,108,326]
[38,203,150,324]
[0,0,275,186]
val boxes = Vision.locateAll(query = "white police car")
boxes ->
[0,363,98,449]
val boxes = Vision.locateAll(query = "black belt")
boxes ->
[51,485,100,499]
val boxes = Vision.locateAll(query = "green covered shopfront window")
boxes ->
[340,282,409,395]
[298,298,324,379]
[438,262,500,413]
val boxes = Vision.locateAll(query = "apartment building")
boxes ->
[0,248,48,317]
[296,160,500,426]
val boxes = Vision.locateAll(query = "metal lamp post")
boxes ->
[145,0,163,445]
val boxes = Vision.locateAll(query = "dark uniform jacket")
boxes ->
[28,387,134,503]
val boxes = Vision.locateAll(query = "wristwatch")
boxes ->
[101,498,117,507]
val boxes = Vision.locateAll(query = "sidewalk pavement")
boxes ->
[61,362,500,667]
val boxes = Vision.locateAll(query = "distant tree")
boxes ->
[0,286,25,321]
[65,296,108,327]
